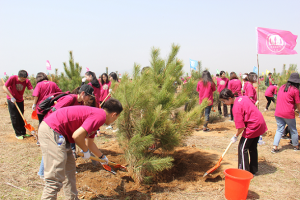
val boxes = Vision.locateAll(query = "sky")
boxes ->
[0,0,299,77]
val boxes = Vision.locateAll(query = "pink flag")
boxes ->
[46,60,51,70]
[257,27,297,55]
[86,67,90,72]
[4,72,6,76]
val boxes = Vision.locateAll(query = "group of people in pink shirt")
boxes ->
[3,70,123,199]
[197,70,300,175]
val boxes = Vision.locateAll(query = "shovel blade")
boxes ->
[102,165,116,175]
[25,123,35,132]
[31,111,39,120]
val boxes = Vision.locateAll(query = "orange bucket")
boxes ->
[224,168,253,200]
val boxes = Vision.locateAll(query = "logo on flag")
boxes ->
[266,34,286,53]
[46,60,51,70]
[257,27,298,55]
[190,59,198,70]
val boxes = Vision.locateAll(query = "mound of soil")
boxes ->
[75,142,231,199]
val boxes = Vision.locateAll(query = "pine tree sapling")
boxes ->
[59,51,83,92]
[113,44,207,183]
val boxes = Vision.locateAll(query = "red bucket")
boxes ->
[224,168,253,200]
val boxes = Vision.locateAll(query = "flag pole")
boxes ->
[257,54,260,110]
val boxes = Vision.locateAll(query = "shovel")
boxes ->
[31,110,39,120]
[77,152,127,174]
[100,89,112,108]
[1,78,37,139]
[203,141,233,177]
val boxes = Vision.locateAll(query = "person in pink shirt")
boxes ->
[217,71,229,117]
[43,84,95,119]
[99,73,111,106]
[245,72,258,106]
[196,70,216,131]
[2,70,34,140]
[272,73,300,153]
[228,72,242,121]
[37,84,96,180]
[264,84,278,111]
[38,98,123,199]
[82,71,101,107]
[32,72,62,124]
[220,89,268,174]
[242,73,249,96]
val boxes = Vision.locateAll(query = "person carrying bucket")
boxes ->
[219,88,268,175]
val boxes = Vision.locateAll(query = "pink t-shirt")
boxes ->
[5,75,33,102]
[44,106,106,143]
[33,81,62,114]
[233,96,268,138]
[275,85,300,119]
[197,81,216,106]
[245,83,257,104]
[88,82,101,107]
[228,79,242,97]
[44,94,83,118]
[242,81,249,96]
[217,77,229,93]
[99,81,111,102]
[265,85,277,97]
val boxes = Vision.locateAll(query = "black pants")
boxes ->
[230,104,234,121]
[37,114,45,125]
[238,136,260,174]
[265,96,275,110]
[7,100,26,137]
[218,100,228,117]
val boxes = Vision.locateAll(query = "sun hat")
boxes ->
[288,73,300,83]
[80,84,95,96]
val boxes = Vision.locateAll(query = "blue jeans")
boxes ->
[203,106,212,128]
[273,116,299,147]
[38,157,44,177]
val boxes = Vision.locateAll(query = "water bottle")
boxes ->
[258,135,265,145]
[57,135,64,146]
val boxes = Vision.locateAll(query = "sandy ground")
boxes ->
[0,82,299,200]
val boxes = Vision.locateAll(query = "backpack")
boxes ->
[38,91,70,115]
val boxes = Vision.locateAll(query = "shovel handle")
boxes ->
[77,152,106,164]
[1,78,26,121]
[221,141,233,158]
[100,92,112,108]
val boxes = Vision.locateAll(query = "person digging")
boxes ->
[38,98,123,199]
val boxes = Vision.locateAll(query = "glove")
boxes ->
[100,155,109,165]
[32,104,36,111]
[82,77,87,82]
[81,149,90,160]
[255,101,259,106]
[11,97,16,103]
[231,136,237,143]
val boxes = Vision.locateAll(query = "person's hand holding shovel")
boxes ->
[99,154,109,165]
[11,97,16,103]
